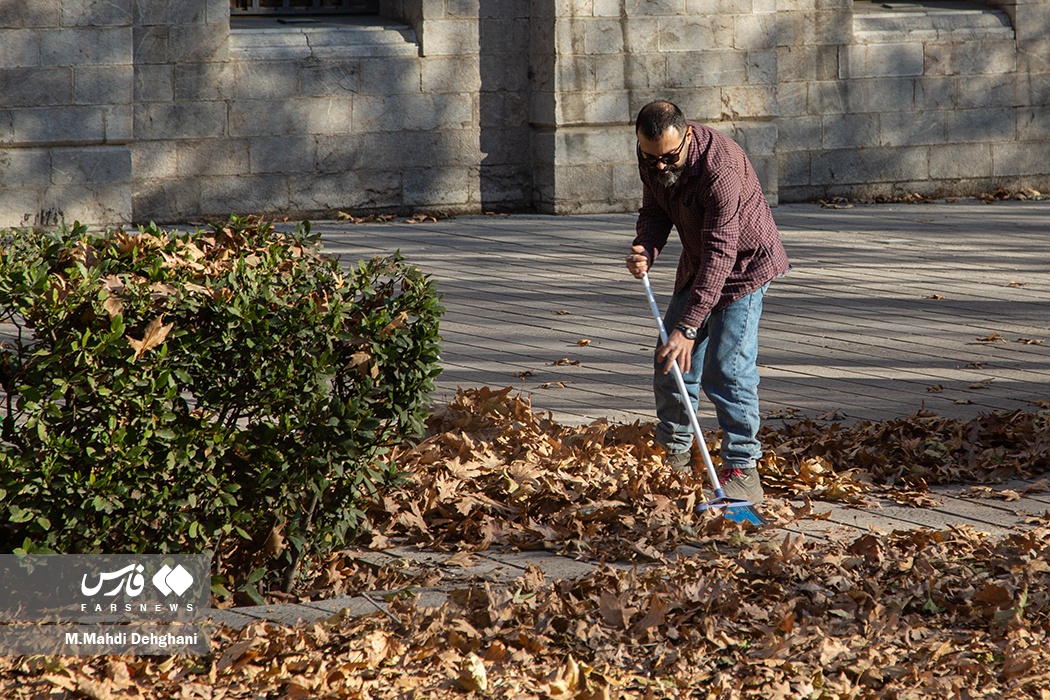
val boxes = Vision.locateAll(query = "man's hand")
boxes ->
[625,245,650,279]
[657,328,696,374]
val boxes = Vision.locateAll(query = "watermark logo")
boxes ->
[78,563,195,599]
[152,564,194,597]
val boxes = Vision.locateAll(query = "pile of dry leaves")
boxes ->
[1,388,1048,698]
[357,387,1047,560]
[4,523,1048,698]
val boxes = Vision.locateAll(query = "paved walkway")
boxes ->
[208,200,1050,630]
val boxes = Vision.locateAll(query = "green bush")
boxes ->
[0,216,443,602]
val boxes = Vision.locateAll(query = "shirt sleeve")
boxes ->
[632,174,673,265]
[679,164,744,328]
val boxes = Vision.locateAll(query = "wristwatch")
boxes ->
[675,324,698,340]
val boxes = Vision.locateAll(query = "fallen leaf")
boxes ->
[976,333,1008,343]
[127,315,173,361]
[576,339,591,347]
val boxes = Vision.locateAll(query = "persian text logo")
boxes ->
[80,564,194,599]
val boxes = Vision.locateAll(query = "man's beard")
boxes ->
[655,165,684,190]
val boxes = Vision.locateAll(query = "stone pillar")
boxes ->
[531,0,781,214]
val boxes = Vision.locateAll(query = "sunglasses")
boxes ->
[638,130,688,168]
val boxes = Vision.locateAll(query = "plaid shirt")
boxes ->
[633,122,790,328]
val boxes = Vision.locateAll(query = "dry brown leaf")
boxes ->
[127,315,173,361]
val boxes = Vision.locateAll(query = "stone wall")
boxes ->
[0,0,1048,227]
[0,1,133,227]
[777,0,1048,201]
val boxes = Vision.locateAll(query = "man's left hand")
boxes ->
[657,328,696,374]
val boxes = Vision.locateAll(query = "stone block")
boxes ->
[166,24,228,64]
[777,115,821,151]
[929,143,991,179]
[0,186,48,229]
[0,148,51,186]
[196,173,290,218]
[0,2,61,28]
[944,107,1017,143]
[472,164,532,209]
[720,85,776,119]
[250,135,316,174]
[51,146,131,185]
[593,0,622,17]
[104,105,133,141]
[727,120,777,157]
[880,110,946,147]
[44,181,132,226]
[233,61,300,101]
[746,49,777,85]
[74,65,133,105]
[11,106,105,144]
[842,42,923,79]
[553,127,634,166]
[844,78,915,113]
[421,19,478,56]
[625,0,684,15]
[925,40,1018,76]
[480,92,528,130]
[621,18,660,53]
[631,88,722,122]
[822,113,878,149]
[777,45,839,82]
[557,55,626,92]
[134,1,206,26]
[422,56,478,94]
[776,81,808,117]
[657,17,719,52]
[134,101,227,140]
[664,51,748,88]
[624,53,667,89]
[1018,107,1050,141]
[353,93,474,132]
[573,18,624,55]
[177,139,250,177]
[358,56,424,96]
[0,29,42,68]
[40,27,133,67]
[62,0,132,27]
[993,141,1048,177]
[777,150,811,187]
[556,89,630,125]
[955,74,1024,109]
[914,76,956,111]
[205,0,229,25]
[0,67,73,107]
[734,13,776,51]
[811,146,928,185]
[132,177,201,223]
[131,141,179,180]
[133,26,169,65]
[403,166,471,206]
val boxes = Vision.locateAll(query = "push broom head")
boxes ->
[698,491,766,526]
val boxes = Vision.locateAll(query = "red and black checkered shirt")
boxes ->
[633,122,790,328]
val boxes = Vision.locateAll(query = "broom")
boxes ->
[640,272,766,526]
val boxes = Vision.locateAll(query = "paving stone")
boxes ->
[234,603,332,626]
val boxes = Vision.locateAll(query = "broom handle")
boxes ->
[641,273,725,495]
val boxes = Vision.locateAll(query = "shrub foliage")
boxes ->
[0,216,443,601]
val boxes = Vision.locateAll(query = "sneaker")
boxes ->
[664,450,693,475]
[718,467,764,505]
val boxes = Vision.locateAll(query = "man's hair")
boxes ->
[635,101,687,141]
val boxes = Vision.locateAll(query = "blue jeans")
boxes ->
[653,284,768,469]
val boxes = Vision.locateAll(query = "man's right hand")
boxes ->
[625,245,650,279]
